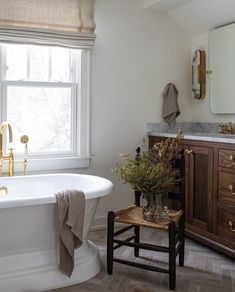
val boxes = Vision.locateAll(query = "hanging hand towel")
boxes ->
[162,83,180,125]
[56,190,85,277]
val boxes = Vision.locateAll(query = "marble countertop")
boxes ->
[147,123,235,144]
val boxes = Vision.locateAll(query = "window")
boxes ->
[0,44,91,172]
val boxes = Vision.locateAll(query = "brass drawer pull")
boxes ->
[229,185,235,195]
[185,149,193,155]
[228,221,235,233]
[229,155,235,164]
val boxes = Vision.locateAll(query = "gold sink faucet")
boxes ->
[226,122,233,135]
[0,121,14,176]
[218,122,233,135]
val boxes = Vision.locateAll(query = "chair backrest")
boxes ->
[134,147,141,207]
[134,147,185,211]
[171,149,185,211]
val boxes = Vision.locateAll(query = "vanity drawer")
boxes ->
[218,172,235,205]
[218,207,235,241]
[219,149,235,169]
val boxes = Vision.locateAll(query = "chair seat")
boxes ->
[115,205,183,230]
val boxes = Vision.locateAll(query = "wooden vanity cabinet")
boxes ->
[149,136,235,259]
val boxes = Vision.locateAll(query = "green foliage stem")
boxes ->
[115,137,180,194]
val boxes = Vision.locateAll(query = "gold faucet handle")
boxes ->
[20,135,29,156]
[218,124,225,134]
[20,135,29,144]
[226,122,233,134]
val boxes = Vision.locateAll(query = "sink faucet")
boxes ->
[226,122,233,135]
[0,121,14,176]
[218,122,233,135]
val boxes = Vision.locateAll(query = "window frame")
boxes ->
[0,45,91,173]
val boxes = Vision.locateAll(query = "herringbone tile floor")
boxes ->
[52,228,235,292]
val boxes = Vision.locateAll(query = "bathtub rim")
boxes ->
[0,173,113,209]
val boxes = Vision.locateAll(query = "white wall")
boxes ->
[191,33,235,122]
[169,0,235,37]
[82,0,191,226]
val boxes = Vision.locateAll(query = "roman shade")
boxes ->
[0,0,96,49]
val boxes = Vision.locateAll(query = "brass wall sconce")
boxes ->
[192,50,206,99]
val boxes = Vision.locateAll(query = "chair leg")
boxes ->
[179,216,185,267]
[169,221,176,291]
[107,211,115,275]
[134,226,140,257]
[134,191,141,257]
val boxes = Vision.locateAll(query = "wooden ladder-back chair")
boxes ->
[107,148,185,290]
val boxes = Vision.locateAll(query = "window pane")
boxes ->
[7,86,72,153]
[6,44,27,80]
[51,47,71,82]
[29,46,49,81]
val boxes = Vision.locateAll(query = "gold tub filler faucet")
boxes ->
[0,121,29,176]
[0,121,14,176]
[20,135,29,176]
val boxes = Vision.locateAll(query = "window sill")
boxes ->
[2,156,90,175]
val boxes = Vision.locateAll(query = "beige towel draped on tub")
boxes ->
[56,190,85,277]
[162,83,180,125]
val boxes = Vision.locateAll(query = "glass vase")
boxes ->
[153,192,169,222]
[142,192,169,222]
[142,193,156,221]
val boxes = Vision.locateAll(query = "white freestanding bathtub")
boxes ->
[0,173,113,292]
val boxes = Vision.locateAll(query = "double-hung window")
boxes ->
[0,44,90,172]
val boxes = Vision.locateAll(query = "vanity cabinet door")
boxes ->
[185,145,214,233]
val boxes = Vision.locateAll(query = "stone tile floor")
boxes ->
[51,228,235,292]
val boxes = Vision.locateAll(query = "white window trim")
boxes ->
[0,47,91,173]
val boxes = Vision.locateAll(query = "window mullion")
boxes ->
[70,50,73,82]
[1,82,7,153]
[2,84,7,121]
[1,45,7,81]
[48,48,52,81]
[0,45,4,122]
[71,50,78,155]
[26,46,30,80]
[71,84,77,154]
[0,45,8,122]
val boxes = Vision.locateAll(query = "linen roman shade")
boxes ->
[0,0,96,48]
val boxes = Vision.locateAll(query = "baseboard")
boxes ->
[90,214,107,230]
[91,214,125,231]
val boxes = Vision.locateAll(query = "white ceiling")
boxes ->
[144,0,235,36]
[143,0,195,12]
